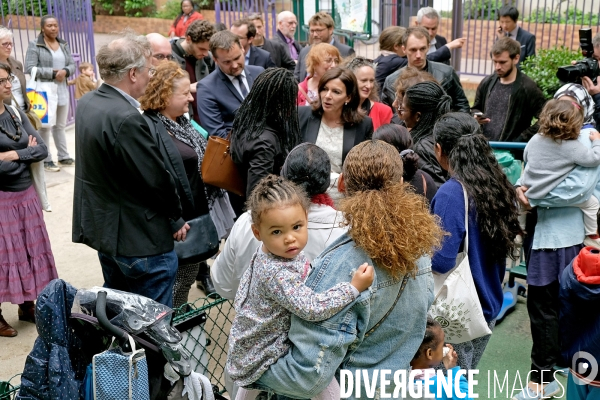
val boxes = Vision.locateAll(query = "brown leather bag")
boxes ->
[201,134,245,196]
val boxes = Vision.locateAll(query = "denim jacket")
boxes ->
[255,233,434,399]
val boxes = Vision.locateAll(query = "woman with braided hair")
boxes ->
[400,80,452,188]
[431,112,521,370]
[231,67,301,198]
[140,61,236,303]
[343,56,393,130]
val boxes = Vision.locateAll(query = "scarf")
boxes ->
[157,113,225,207]
[554,83,595,126]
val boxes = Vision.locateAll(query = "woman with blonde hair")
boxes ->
[297,43,341,105]
[241,139,444,397]
[139,61,235,303]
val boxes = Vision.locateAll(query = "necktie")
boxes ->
[236,75,248,98]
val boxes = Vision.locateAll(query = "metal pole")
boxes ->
[451,0,462,73]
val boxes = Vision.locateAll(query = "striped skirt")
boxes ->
[0,185,58,304]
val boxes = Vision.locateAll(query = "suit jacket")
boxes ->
[3,56,31,111]
[196,65,264,138]
[515,27,536,65]
[298,106,373,164]
[295,39,356,82]
[427,35,451,65]
[259,38,296,71]
[72,84,185,257]
[247,45,276,69]
[275,30,302,58]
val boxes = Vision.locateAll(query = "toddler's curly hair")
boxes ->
[246,175,310,225]
[538,98,584,141]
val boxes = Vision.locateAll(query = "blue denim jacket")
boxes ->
[255,233,434,399]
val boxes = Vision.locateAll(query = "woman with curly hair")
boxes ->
[139,61,235,303]
[344,56,393,130]
[431,112,521,370]
[243,139,444,397]
[231,67,301,199]
[400,80,452,188]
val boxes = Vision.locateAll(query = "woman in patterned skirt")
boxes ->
[0,62,58,337]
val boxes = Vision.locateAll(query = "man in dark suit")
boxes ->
[170,20,216,124]
[415,7,465,65]
[197,30,264,138]
[496,6,536,66]
[249,13,296,71]
[275,11,302,61]
[294,11,355,82]
[230,18,275,70]
[73,32,189,308]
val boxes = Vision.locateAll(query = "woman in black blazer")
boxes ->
[298,67,373,200]
[230,68,301,199]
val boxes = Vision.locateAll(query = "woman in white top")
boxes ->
[25,15,76,172]
[298,67,373,201]
[211,143,347,300]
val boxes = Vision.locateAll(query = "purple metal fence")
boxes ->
[0,0,95,125]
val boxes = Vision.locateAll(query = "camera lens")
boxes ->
[557,64,587,83]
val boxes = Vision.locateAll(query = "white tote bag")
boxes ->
[26,67,58,128]
[8,105,51,211]
[428,182,492,344]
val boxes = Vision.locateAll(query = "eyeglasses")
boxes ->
[138,66,157,76]
[0,76,15,86]
[0,42,13,49]
[310,27,328,35]
[152,54,173,61]
[323,57,340,65]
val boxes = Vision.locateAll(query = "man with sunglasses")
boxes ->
[171,20,216,124]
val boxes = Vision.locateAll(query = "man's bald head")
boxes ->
[146,33,173,65]
[277,11,297,38]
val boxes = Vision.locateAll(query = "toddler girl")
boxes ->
[409,317,471,400]
[226,175,374,399]
[522,99,600,248]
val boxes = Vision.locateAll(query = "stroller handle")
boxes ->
[96,290,131,350]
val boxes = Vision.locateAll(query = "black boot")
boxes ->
[195,261,216,295]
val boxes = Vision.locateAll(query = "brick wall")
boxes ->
[94,11,216,35]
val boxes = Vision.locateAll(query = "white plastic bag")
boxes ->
[428,182,492,344]
[26,67,58,127]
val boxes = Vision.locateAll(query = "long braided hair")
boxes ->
[433,112,521,264]
[231,68,301,154]
[404,81,451,143]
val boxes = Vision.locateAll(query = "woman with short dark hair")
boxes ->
[299,67,373,200]
[0,62,58,337]
[373,123,437,201]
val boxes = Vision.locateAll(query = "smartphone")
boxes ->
[474,112,489,119]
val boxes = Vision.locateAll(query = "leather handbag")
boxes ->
[174,214,220,263]
[201,134,245,196]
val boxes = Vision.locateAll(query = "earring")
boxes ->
[344,102,348,105]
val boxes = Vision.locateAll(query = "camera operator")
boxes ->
[581,31,600,126]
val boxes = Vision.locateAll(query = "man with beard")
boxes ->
[472,37,545,142]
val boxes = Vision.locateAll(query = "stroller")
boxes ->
[16,279,226,400]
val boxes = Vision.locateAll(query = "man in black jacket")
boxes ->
[382,27,470,112]
[472,37,546,143]
[249,13,296,71]
[496,6,536,67]
[73,32,189,307]
[416,7,465,65]
[581,31,600,127]
[230,18,276,69]
[171,20,215,124]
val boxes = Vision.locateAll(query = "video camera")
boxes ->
[556,28,599,84]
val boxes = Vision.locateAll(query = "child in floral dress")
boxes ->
[226,175,374,399]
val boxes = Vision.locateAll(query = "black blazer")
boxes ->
[72,84,185,257]
[248,45,276,69]
[515,27,536,65]
[427,35,451,65]
[298,106,373,164]
[196,65,264,138]
[230,126,284,198]
[260,38,296,72]
[275,30,302,57]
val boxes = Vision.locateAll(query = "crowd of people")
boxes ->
[2,3,600,399]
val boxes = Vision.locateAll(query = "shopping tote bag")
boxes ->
[428,182,492,344]
[26,67,58,127]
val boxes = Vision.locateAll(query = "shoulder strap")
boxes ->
[459,181,469,252]
[364,274,410,338]
[421,173,427,196]
[7,103,21,122]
